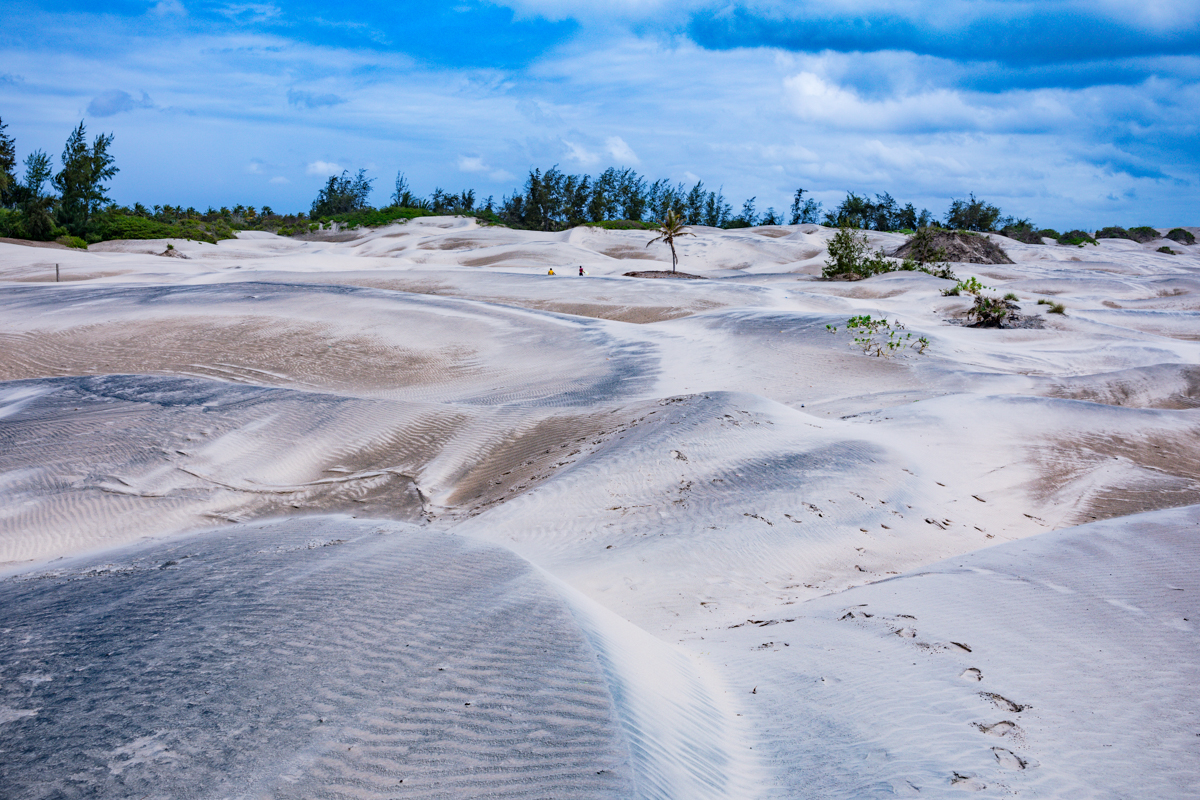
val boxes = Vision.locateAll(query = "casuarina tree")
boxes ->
[646,209,695,273]
[53,121,118,237]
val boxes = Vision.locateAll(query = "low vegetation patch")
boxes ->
[1038,298,1067,314]
[1128,226,1160,243]
[826,315,930,357]
[966,295,1018,327]
[1167,228,1195,245]
[585,219,657,230]
[1057,230,1097,246]
[55,234,87,249]
[1095,226,1135,241]
[891,228,1013,265]
[1157,246,1176,254]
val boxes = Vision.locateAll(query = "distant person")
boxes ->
[578,265,585,276]
[548,268,555,276]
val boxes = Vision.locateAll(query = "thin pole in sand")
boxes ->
[55,263,59,282]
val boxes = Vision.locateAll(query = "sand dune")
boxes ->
[1,218,1198,797]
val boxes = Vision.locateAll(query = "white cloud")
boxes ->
[306,161,342,176]
[457,155,489,173]
[269,176,289,184]
[149,0,187,17]
[562,139,600,166]
[605,136,638,164]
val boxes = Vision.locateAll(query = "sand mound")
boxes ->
[891,230,1015,264]
[622,270,707,279]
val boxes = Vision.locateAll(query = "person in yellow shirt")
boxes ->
[548,268,555,276]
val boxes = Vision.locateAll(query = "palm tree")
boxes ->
[646,210,695,273]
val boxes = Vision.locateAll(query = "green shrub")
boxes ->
[1095,226,1134,240]
[1058,230,1096,246]
[1167,228,1195,245]
[966,294,1014,327]
[826,315,930,357]
[1157,246,1176,254]
[1038,298,1066,314]
[822,226,894,279]
[56,234,87,249]
[1038,228,1060,239]
[1128,226,1159,243]
[1000,223,1043,244]
[1003,291,1019,301]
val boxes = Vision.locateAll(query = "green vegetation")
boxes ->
[942,276,990,297]
[1003,291,1019,301]
[966,295,1016,327]
[826,315,930,357]
[822,226,893,279]
[1128,226,1160,242]
[1057,230,1097,246]
[1167,228,1195,245]
[56,234,87,249]
[584,219,657,230]
[1095,226,1134,240]
[1157,246,1176,254]
[1038,298,1066,314]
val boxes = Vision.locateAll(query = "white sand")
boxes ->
[1,219,1197,797]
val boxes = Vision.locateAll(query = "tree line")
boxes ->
[4,114,1109,247]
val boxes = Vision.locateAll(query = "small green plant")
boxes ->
[827,315,930,357]
[1003,291,1018,301]
[1038,298,1066,314]
[942,276,989,296]
[166,242,174,250]
[966,294,1015,327]
[1167,228,1195,245]
[1158,246,1176,255]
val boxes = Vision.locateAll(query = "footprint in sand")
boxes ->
[960,667,983,682]
[973,720,1018,737]
[950,772,986,790]
[992,747,1028,770]
[980,692,1027,713]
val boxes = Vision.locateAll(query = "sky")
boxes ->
[0,0,1197,228]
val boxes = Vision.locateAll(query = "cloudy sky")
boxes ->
[1,0,1196,228]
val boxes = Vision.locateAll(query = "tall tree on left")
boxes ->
[0,117,17,207]
[53,122,118,238]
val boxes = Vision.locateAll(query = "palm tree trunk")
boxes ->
[670,243,677,273]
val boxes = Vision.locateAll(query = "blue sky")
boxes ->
[1,0,1197,228]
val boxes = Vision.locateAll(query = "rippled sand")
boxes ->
[2,219,1198,798]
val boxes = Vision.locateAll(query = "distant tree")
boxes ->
[703,188,731,227]
[392,172,423,208]
[311,169,374,217]
[788,188,823,225]
[726,196,757,228]
[261,205,274,217]
[0,117,16,206]
[647,209,695,273]
[685,181,707,225]
[52,121,118,237]
[22,150,52,198]
[946,193,1001,231]
[761,207,780,225]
